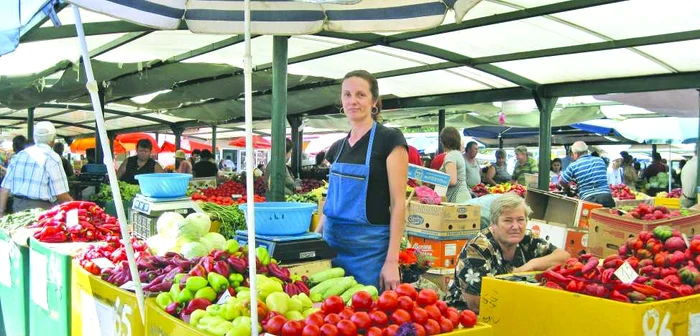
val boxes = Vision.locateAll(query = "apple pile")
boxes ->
[610,184,635,200]
[264,285,478,336]
[610,204,686,221]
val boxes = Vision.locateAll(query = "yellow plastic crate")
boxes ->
[479,275,700,336]
[145,298,208,336]
[70,260,145,336]
[443,323,492,336]
[654,196,681,209]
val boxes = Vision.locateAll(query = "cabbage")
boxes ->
[186,213,212,236]
[200,232,226,251]
[176,217,203,241]
[180,242,209,259]
[174,235,197,252]
[147,234,177,256]
[157,212,185,238]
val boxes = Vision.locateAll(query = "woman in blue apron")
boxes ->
[316,70,408,291]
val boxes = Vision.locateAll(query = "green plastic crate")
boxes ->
[0,230,29,336]
[28,238,78,336]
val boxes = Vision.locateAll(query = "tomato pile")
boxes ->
[191,193,236,206]
[29,201,121,243]
[263,285,478,336]
[77,235,149,275]
[200,180,247,198]
[610,184,635,200]
[610,204,685,221]
[538,226,700,303]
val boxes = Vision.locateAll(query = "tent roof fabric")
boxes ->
[1,1,700,141]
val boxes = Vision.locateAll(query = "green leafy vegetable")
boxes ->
[91,182,141,202]
[199,202,246,239]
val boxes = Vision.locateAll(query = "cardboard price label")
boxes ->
[614,261,638,284]
[407,164,450,196]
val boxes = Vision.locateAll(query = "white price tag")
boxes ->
[689,312,700,336]
[614,260,639,285]
[92,257,115,270]
[0,241,11,287]
[683,233,690,248]
[119,281,136,291]
[217,290,232,305]
[80,292,133,336]
[30,249,49,310]
[66,209,79,227]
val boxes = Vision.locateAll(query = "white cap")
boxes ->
[34,121,56,144]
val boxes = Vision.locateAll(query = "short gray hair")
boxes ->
[514,146,528,155]
[490,193,532,226]
[571,141,588,155]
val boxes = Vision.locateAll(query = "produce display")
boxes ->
[645,172,669,190]
[414,186,441,205]
[198,202,247,239]
[0,208,42,231]
[537,226,700,303]
[145,211,227,259]
[263,286,478,336]
[307,268,377,304]
[472,183,526,198]
[657,188,682,198]
[91,181,141,202]
[286,185,325,204]
[610,184,636,200]
[77,235,150,277]
[609,204,687,220]
[194,179,266,200]
[298,179,325,194]
[29,201,121,242]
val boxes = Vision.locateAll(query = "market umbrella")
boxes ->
[69,137,127,154]
[160,139,217,153]
[159,141,180,153]
[228,135,272,149]
[115,132,158,152]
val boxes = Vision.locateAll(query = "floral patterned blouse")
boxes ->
[446,228,556,307]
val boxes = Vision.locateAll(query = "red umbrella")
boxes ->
[228,135,271,149]
[184,139,217,152]
[159,141,183,153]
[69,137,128,154]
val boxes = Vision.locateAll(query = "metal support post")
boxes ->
[270,36,289,201]
[288,116,303,178]
[534,92,557,191]
[437,109,445,154]
[27,107,35,142]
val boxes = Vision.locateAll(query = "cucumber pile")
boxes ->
[307,267,378,304]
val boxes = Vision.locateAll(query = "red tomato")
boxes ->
[413,323,426,336]
[339,308,354,321]
[447,307,458,314]
[350,312,371,330]
[369,311,389,328]
[435,301,449,315]
[303,324,321,336]
[323,296,345,314]
[377,291,398,311]
[390,309,411,325]
[395,284,418,300]
[459,310,477,328]
[324,313,342,326]
[366,327,383,336]
[411,307,428,325]
[446,310,459,327]
[397,296,414,312]
[351,291,373,311]
[282,321,304,336]
[336,320,358,336]
[416,289,438,307]
[320,324,339,336]
[306,313,325,327]
[383,325,399,336]
[424,305,441,321]
[423,319,441,335]
[439,317,454,333]
[265,315,288,335]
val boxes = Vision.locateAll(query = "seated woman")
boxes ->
[446,193,570,313]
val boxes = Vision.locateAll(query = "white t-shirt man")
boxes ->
[681,156,697,208]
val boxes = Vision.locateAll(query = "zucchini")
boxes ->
[310,277,342,297]
[340,283,365,303]
[322,276,356,299]
[308,267,345,285]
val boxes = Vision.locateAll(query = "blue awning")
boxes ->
[463,126,541,139]
[0,0,59,56]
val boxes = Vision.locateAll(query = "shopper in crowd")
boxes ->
[643,152,668,179]
[52,142,74,178]
[315,151,327,168]
[463,141,481,188]
[446,193,570,312]
[80,148,97,174]
[550,158,562,184]
[117,139,164,184]
[222,156,235,170]
[680,150,697,208]
[316,70,408,291]
[485,149,511,186]
[511,145,538,185]
[189,149,201,166]
[607,154,624,186]
[192,149,218,178]
[560,141,614,207]
[429,152,446,170]
[0,121,73,215]
[438,127,470,203]
[560,146,574,171]
[620,151,638,190]
[11,135,27,157]
[174,150,192,174]
[264,138,296,196]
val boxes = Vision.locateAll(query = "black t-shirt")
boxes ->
[193,161,218,178]
[326,123,407,224]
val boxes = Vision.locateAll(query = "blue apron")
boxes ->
[323,122,390,289]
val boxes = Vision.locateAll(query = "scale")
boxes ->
[131,194,204,239]
[235,230,336,264]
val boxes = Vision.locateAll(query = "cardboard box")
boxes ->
[480,274,700,336]
[587,208,700,257]
[422,268,455,293]
[405,201,481,240]
[282,259,332,278]
[525,188,602,229]
[527,220,567,250]
[564,229,589,257]
[408,236,467,269]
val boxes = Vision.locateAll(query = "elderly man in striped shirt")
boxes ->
[559,141,615,208]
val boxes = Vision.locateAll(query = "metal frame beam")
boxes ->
[0,116,95,131]
[38,103,173,125]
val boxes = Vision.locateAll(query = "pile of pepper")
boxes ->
[77,235,150,275]
[30,201,121,243]
[538,225,700,303]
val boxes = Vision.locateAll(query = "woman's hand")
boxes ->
[379,260,400,291]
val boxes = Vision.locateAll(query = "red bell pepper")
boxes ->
[610,290,630,303]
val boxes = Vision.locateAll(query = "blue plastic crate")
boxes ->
[239,202,316,236]
[135,173,192,198]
